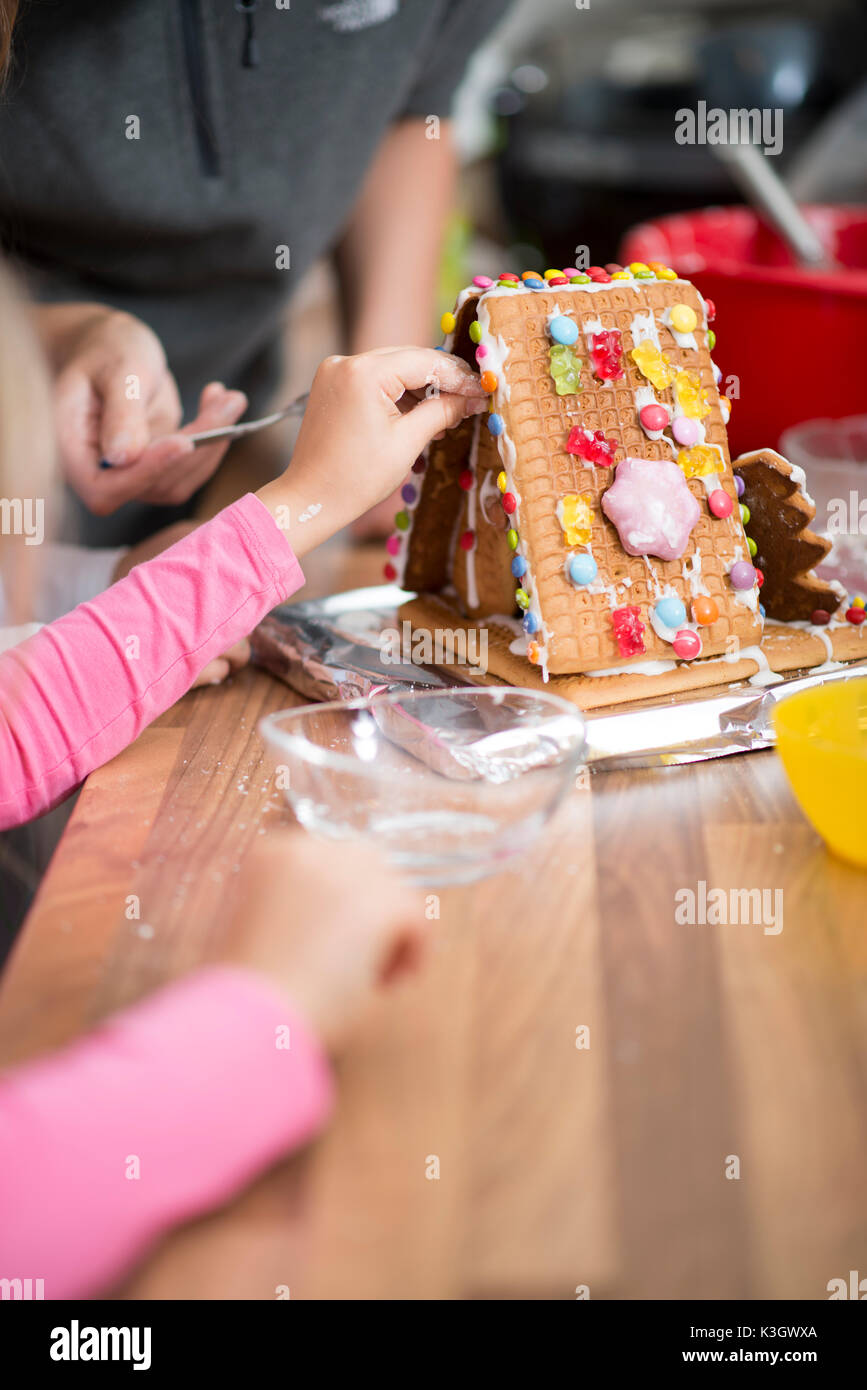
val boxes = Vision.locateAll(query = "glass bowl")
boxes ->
[260,688,586,885]
[773,678,867,869]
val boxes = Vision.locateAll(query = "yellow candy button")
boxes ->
[670,303,698,334]
[629,262,650,274]
[610,270,630,280]
[440,311,456,334]
[543,268,563,280]
[497,471,508,493]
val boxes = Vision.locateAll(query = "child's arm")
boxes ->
[0,348,485,830]
[0,967,332,1299]
[0,492,300,829]
[0,835,424,1299]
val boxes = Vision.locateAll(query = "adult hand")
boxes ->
[34,303,247,515]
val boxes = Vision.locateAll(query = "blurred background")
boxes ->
[284,0,867,570]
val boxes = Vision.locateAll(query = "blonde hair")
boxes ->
[0,262,56,622]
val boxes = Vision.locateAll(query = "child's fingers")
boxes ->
[399,390,486,457]
[369,347,485,400]
[222,638,251,672]
[193,657,231,687]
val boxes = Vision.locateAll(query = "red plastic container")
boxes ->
[620,206,867,458]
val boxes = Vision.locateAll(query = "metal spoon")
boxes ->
[99,391,310,468]
[187,391,310,447]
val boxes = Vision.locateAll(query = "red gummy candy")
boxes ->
[589,329,624,381]
[611,604,646,657]
[566,425,617,467]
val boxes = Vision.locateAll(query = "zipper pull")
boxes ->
[235,0,260,68]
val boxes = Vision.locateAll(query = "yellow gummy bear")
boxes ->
[629,341,675,391]
[674,370,711,420]
[677,445,720,479]
[559,493,594,547]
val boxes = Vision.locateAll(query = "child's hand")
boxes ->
[219,833,427,1049]
[257,347,486,556]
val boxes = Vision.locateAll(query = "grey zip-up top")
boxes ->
[0,0,507,538]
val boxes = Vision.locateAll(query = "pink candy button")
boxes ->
[672,416,700,447]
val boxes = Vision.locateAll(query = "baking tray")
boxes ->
[251,585,867,771]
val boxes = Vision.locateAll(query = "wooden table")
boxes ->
[1,541,865,1301]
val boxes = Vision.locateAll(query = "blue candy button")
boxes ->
[549,314,579,346]
[567,553,597,586]
[655,596,687,629]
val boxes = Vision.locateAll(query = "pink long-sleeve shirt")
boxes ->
[0,494,334,1297]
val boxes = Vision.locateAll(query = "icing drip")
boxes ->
[723,643,783,686]
[475,294,551,680]
[463,414,482,611]
[629,310,662,350]
[661,305,698,351]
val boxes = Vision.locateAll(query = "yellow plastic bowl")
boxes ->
[773,678,867,868]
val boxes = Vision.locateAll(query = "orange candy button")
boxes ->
[480,370,498,394]
[693,595,719,625]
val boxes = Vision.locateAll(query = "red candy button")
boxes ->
[384,562,397,582]
[502,492,517,514]
[459,469,473,490]
[811,609,831,625]
[846,606,865,625]
[459,529,475,551]
[639,403,669,433]
[672,629,702,660]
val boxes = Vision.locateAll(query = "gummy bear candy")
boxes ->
[629,341,675,391]
[673,370,711,420]
[548,344,583,396]
[677,445,720,478]
[611,605,646,657]
[566,426,617,467]
[589,329,624,382]
[557,492,594,547]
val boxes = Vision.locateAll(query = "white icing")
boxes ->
[660,305,698,351]
[586,658,677,677]
[649,607,680,645]
[629,310,662,349]
[722,643,783,686]
[786,461,816,508]
[462,414,482,611]
[475,294,550,678]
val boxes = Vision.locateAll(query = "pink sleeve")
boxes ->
[0,966,334,1298]
[0,493,303,829]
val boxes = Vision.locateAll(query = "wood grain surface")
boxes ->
[1,540,865,1301]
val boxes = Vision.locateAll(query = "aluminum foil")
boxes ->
[251,585,867,771]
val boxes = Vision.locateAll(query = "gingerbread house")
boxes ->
[388,260,765,678]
